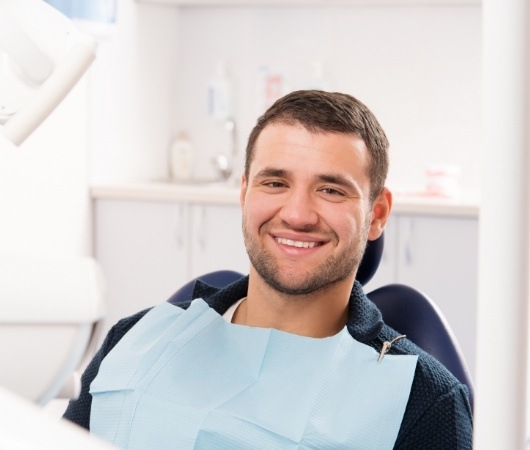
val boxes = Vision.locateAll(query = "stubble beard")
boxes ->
[242,216,370,297]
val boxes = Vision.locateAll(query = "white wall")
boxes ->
[0,77,91,257]
[0,0,179,259]
[88,3,481,194]
[474,0,530,446]
[88,0,179,185]
[172,5,481,192]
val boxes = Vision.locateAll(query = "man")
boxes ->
[64,90,473,449]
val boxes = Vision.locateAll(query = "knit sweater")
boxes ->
[64,277,473,449]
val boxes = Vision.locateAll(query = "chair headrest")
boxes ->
[356,232,384,286]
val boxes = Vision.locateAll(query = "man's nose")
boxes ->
[278,189,319,229]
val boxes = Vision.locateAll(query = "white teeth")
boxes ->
[276,237,319,248]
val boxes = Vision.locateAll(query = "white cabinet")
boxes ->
[94,199,249,336]
[190,204,249,277]
[364,214,478,378]
[95,200,189,332]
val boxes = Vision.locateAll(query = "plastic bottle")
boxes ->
[257,65,286,114]
[207,61,233,120]
[169,132,194,181]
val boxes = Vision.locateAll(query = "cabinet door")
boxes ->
[95,200,189,333]
[396,215,478,377]
[190,204,249,277]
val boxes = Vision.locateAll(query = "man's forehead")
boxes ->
[251,123,369,165]
[258,120,363,140]
[248,125,371,190]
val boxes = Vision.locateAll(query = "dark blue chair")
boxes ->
[167,232,474,408]
[367,283,474,407]
[167,269,244,304]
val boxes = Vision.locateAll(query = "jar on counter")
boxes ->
[169,132,194,181]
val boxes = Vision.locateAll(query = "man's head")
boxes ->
[240,90,392,298]
[245,90,389,204]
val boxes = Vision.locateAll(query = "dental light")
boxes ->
[0,0,102,402]
[0,2,113,448]
[0,0,97,146]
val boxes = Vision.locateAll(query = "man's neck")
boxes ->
[232,272,353,338]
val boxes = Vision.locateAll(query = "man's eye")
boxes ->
[264,181,285,188]
[320,187,344,196]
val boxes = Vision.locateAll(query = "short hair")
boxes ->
[245,90,389,203]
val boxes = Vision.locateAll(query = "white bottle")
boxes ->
[207,61,233,120]
[169,132,194,181]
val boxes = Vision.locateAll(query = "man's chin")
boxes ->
[262,274,340,297]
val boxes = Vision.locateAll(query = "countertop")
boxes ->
[91,181,480,218]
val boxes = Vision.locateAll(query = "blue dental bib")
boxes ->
[90,299,417,449]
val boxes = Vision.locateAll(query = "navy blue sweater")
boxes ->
[64,277,472,449]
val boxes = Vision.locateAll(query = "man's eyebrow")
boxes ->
[253,167,290,179]
[317,173,359,191]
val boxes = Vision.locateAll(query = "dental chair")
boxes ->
[166,233,474,408]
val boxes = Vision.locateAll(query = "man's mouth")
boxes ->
[275,237,323,249]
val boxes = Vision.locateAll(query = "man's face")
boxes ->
[240,122,382,296]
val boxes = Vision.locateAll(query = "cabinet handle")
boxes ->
[198,206,207,250]
[175,204,185,249]
[404,218,414,266]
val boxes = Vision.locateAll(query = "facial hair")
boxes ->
[242,215,371,296]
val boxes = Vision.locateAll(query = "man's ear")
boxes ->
[240,174,248,208]
[368,187,392,241]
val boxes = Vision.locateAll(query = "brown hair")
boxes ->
[245,90,389,203]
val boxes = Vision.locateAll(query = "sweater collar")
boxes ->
[191,276,384,343]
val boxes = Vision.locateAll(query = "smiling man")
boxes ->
[236,118,389,338]
[64,90,473,449]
